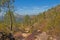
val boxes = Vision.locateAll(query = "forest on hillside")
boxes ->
[0,0,60,40]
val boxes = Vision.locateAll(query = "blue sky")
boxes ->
[14,0,60,15]
[1,0,60,16]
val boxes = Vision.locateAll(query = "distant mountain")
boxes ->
[14,14,24,22]
[0,16,4,21]
[0,13,36,22]
[0,14,24,22]
[14,14,36,22]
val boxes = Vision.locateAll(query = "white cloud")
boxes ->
[15,6,49,15]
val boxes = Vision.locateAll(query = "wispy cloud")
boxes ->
[15,6,49,15]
